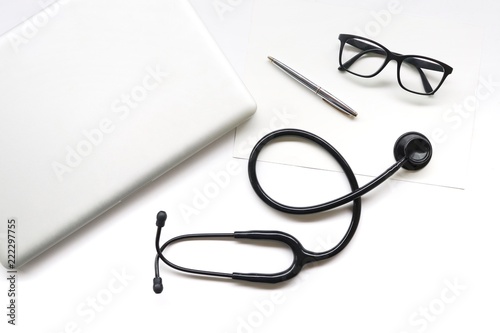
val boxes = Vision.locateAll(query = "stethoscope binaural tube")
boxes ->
[153,129,432,293]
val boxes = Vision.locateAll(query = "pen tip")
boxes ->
[268,56,275,62]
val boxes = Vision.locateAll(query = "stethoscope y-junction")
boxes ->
[153,128,432,294]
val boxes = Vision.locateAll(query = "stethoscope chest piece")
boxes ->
[394,132,432,171]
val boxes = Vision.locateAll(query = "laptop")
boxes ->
[0,0,256,268]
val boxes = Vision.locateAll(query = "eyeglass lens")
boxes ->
[399,57,445,94]
[341,38,387,77]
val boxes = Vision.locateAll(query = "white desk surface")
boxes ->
[1,0,499,332]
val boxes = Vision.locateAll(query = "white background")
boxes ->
[1,0,499,332]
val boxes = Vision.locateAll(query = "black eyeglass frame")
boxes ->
[337,34,453,95]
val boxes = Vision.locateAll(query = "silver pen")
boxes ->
[268,56,357,117]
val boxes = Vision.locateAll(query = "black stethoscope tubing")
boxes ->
[153,128,431,293]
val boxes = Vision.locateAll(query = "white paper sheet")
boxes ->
[234,0,483,189]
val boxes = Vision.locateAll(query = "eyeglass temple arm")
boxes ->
[340,39,442,93]
[340,47,386,70]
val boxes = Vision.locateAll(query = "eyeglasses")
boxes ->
[338,34,453,95]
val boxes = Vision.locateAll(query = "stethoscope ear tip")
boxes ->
[156,211,167,228]
[393,132,433,171]
[153,277,164,294]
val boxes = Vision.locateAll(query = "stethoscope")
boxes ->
[153,128,432,294]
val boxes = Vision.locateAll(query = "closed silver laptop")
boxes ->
[0,0,256,268]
